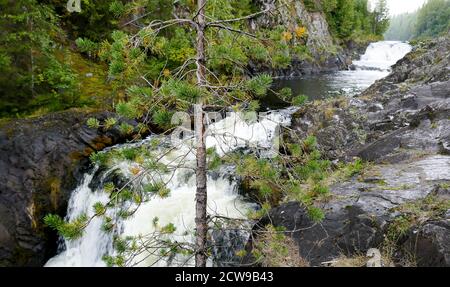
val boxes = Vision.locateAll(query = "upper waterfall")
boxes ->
[353,41,412,71]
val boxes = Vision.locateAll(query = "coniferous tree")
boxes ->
[415,0,450,38]
[371,0,389,35]
[0,0,78,116]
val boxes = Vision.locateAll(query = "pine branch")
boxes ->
[206,8,271,26]
[207,23,258,38]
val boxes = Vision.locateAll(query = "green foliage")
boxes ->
[0,1,73,116]
[303,135,317,151]
[307,206,325,222]
[252,224,308,267]
[104,118,118,130]
[44,213,88,240]
[415,0,450,38]
[161,223,176,234]
[279,88,292,100]
[207,148,222,170]
[47,0,122,42]
[0,0,127,117]
[89,151,108,166]
[143,182,171,198]
[246,74,273,97]
[342,157,364,178]
[93,202,106,215]
[232,132,330,223]
[152,109,174,130]
[86,117,100,129]
[109,0,126,18]
[384,12,418,41]
[312,184,329,196]
[161,79,203,102]
[120,147,139,161]
[75,38,98,56]
[14,0,390,266]
[325,0,389,39]
[116,102,138,119]
[207,31,248,74]
[103,182,116,193]
[101,217,114,232]
[119,122,134,135]
[292,95,308,106]
[303,0,320,11]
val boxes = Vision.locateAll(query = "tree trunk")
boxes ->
[194,0,208,267]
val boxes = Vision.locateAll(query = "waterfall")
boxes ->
[45,40,413,267]
[45,109,295,267]
[353,41,412,71]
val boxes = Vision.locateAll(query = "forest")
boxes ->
[384,0,450,41]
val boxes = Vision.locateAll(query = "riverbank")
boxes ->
[253,32,450,267]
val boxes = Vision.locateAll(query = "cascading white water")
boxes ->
[273,41,412,100]
[353,41,412,71]
[45,109,295,267]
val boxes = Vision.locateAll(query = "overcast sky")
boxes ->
[370,0,427,16]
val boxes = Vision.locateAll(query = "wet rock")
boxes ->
[357,129,403,162]
[0,109,140,266]
[367,103,384,112]
[402,219,450,267]
[287,100,367,160]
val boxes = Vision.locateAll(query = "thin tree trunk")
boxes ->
[194,0,208,267]
[28,14,35,97]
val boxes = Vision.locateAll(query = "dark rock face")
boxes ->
[0,109,139,266]
[257,202,385,266]
[402,219,450,267]
[262,33,450,266]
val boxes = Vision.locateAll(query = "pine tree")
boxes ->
[371,0,389,35]
[415,0,450,38]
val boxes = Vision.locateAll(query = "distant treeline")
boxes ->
[384,0,450,41]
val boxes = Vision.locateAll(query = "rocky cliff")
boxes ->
[252,0,352,77]
[253,32,450,266]
[0,110,139,266]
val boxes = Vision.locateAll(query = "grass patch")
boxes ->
[250,225,309,267]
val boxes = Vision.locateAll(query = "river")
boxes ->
[45,41,412,267]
